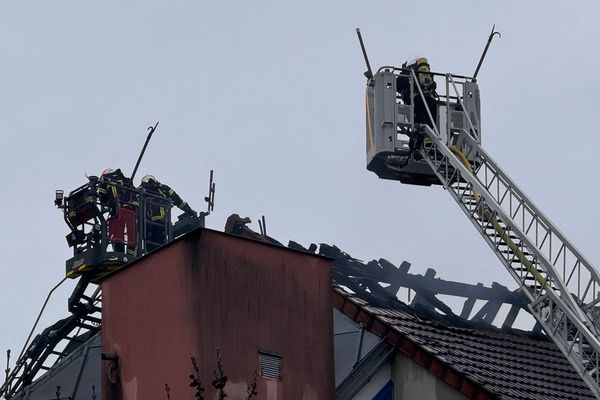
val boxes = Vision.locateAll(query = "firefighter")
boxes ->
[396,57,438,155]
[97,168,138,254]
[396,57,438,126]
[97,168,135,214]
[139,175,196,251]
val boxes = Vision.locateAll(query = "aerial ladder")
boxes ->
[364,60,600,397]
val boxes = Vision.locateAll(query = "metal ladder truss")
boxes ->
[0,286,101,399]
[412,70,600,397]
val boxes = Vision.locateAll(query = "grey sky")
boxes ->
[1,1,600,365]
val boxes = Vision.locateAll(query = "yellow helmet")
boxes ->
[416,57,430,71]
[416,57,429,66]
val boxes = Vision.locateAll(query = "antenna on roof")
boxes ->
[258,215,267,237]
[356,28,373,79]
[203,170,215,216]
[131,121,159,183]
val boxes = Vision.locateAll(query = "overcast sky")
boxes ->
[1,1,600,368]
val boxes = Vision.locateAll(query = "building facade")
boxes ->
[101,229,334,400]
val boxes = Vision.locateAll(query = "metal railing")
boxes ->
[384,67,479,153]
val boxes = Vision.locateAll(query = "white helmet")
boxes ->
[142,174,157,184]
[101,168,114,176]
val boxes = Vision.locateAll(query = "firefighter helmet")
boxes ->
[142,174,157,184]
[416,57,430,69]
[101,168,114,176]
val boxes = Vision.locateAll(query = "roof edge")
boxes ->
[98,226,332,282]
[332,286,498,400]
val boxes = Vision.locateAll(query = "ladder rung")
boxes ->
[509,257,536,264]
[494,231,521,241]
[484,227,519,237]
[525,285,558,292]
[499,250,533,257]
[513,267,545,275]
[522,276,541,281]
[493,241,524,251]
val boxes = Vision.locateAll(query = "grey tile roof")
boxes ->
[334,285,595,400]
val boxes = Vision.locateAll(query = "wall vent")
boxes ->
[259,352,282,380]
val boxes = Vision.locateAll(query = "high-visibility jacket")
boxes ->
[396,57,437,103]
[139,181,193,222]
[98,169,137,209]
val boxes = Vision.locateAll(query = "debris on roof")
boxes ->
[289,237,595,399]
[291,240,532,331]
[224,214,282,245]
[10,225,596,400]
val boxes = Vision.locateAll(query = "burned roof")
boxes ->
[293,240,595,399]
[8,220,597,400]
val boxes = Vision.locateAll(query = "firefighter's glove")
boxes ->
[182,204,197,218]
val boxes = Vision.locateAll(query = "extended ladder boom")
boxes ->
[415,72,600,397]
[365,64,600,397]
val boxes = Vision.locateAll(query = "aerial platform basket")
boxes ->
[60,177,207,281]
[366,67,481,186]
[62,181,142,281]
